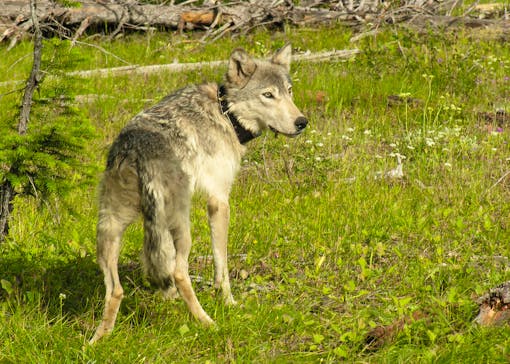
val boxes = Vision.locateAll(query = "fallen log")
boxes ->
[1,0,507,48]
[0,48,360,88]
[0,0,395,44]
[69,48,360,78]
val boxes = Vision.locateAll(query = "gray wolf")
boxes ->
[90,44,307,343]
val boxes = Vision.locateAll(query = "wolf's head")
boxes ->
[222,44,308,140]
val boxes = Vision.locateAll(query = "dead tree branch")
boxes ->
[2,0,505,46]
[18,0,43,135]
[0,0,44,242]
[0,179,14,242]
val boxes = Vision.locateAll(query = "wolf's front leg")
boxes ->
[207,196,236,305]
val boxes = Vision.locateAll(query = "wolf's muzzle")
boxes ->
[295,117,308,132]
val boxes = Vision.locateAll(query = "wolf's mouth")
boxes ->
[269,125,303,138]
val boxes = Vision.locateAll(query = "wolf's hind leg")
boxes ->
[172,218,215,325]
[207,196,236,305]
[90,214,131,344]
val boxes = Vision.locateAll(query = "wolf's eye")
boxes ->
[288,87,293,95]
[262,92,274,99]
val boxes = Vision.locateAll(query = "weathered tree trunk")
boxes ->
[0,181,15,242]
[19,0,42,135]
[0,0,43,242]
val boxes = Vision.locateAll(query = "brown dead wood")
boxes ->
[365,310,429,350]
[2,0,506,45]
[475,281,510,327]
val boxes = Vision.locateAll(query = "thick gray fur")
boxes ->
[90,44,307,343]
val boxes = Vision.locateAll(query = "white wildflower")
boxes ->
[425,138,435,147]
[385,153,404,179]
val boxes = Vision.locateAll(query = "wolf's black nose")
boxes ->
[295,117,308,131]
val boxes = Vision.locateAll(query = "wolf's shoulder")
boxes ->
[125,82,219,127]
[156,82,218,110]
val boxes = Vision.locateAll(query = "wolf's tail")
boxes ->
[138,167,176,290]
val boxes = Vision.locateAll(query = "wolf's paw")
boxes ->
[162,286,180,300]
[224,294,237,306]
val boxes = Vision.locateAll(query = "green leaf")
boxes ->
[334,345,349,358]
[313,333,324,344]
[178,324,190,336]
[1,279,13,295]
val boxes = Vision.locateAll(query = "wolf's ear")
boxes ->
[271,44,292,71]
[227,48,257,87]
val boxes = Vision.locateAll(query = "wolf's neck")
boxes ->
[218,85,260,144]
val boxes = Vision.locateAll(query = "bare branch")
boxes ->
[0,181,14,242]
[18,0,43,135]
[0,0,467,45]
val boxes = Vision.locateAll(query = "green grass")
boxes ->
[1,23,510,362]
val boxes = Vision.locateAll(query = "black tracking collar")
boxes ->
[218,85,260,144]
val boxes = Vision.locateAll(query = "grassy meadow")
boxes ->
[0,21,509,362]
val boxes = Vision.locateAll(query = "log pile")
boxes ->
[0,0,508,49]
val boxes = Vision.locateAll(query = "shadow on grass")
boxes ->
[0,254,147,319]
